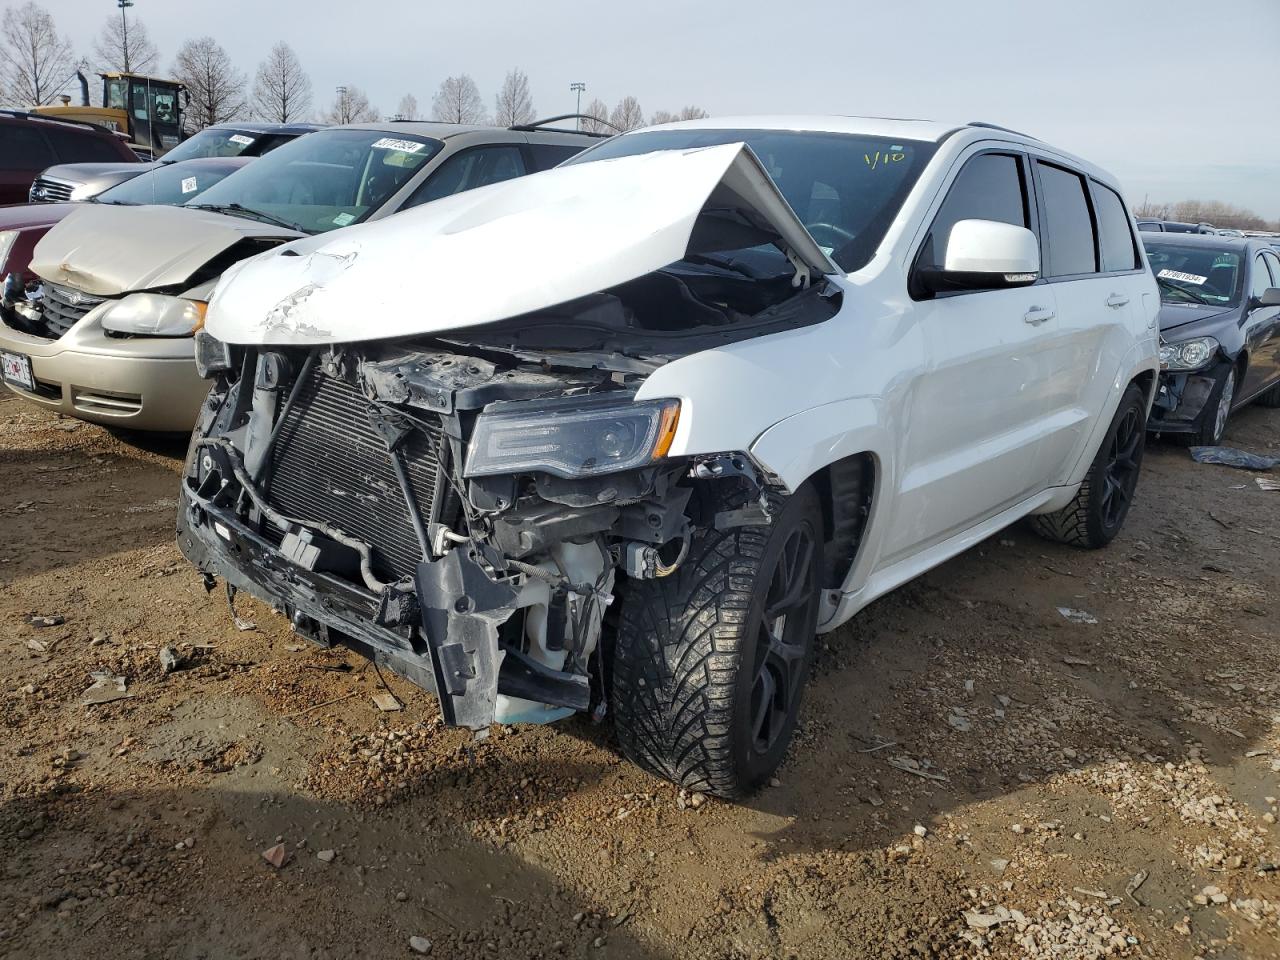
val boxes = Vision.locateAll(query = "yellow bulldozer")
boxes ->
[34,71,188,159]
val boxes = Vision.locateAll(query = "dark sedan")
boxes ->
[1144,234,1280,444]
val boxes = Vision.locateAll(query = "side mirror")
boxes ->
[1254,287,1280,308]
[920,219,1040,294]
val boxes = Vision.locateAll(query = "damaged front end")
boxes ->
[178,336,775,730]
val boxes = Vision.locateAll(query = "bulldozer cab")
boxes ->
[101,73,186,155]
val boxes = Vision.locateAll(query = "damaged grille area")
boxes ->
[41,284,108,339]
[265,367,445,583]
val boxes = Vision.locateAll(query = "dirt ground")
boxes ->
[1,389,1279,960]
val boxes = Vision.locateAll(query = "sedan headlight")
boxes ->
[1159,336,1218,371]
[0,230,17,273]
[466,395,680,479]
[100,293,208,337]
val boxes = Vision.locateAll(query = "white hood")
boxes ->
[205,143,839,346]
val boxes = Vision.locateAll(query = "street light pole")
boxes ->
[570,82,585,130]
[117,0,134,73]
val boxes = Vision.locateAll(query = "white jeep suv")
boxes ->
[177,116,1159,796]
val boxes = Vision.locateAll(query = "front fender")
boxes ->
[748,396,890,494]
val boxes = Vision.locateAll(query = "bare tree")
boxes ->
[678,105,709,121]
[493,67,534,126]
[0,2,75,106]
[173,36,247,130]
[394,92,420,120]
[91,10,157,74]
[252,42,312,122]
[324,84,378,124]
[649,109,677,125]
[580,97,612,134]
[431,74,486,124]
[609,95,644,132]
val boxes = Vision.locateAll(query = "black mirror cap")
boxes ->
[917,267,1039,296]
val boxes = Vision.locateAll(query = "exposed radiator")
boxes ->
[265,368,446,583]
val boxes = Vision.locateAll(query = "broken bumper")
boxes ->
[1148,366,1221,434]
[177,481,591,730]
[0,313,209,432]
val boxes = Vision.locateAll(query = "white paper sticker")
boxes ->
[370,137,424,153]
[1158,268,1207,285]
[180,177,198,194]
[228,134,255,146]
[332,212,355,226]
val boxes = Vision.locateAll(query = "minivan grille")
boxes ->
[29,176,74,203]
[265,368,445,583]
[40,284,107,339]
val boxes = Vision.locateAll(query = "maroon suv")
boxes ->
[0,112,138,205]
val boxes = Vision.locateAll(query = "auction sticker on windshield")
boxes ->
[370,138,424,153]
[229,134,255,146]
[181,177,198,194]
[1,351,34,390]
[1158,268,1208,285]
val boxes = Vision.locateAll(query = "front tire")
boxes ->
[1190,363,1236,445]
[1030,383,1146,549]
[612,485,823,798]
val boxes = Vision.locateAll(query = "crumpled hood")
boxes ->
[30,203,303,297]
[205,143,840,346]
[1158,301,1234,334]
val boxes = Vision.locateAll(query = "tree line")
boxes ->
[1133,199,1279,233]
[0,1,707,132]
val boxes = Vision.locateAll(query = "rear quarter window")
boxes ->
[528,142,587,171]
[1092,182,1140,272]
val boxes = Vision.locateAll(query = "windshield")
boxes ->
[566,128,937,272]
[1144,241,1243,306]
[184,129,443,235]
[163,128,263,163]
[95,161,246,206]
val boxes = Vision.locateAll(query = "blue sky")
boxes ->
[43,0,1280,217]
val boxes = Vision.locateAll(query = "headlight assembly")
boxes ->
[466,395,680,479]
[193,330,233,379]
[1159,336,1218,371]
[99,293,208,337]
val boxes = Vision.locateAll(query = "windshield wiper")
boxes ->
[1156,275,1212,305]
[188,202,304,232]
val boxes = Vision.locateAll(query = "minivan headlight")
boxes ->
[100,293,208,337]
[466,395,680,479]
[1159,336,1218,371]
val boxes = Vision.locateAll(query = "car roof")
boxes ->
[0,110,122,139]
[1140,231,1266,253]
[333,120,598,144]
[204,121,326,135]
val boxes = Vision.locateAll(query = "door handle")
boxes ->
[1023,307,1054,326]
[1106,293,1130,308]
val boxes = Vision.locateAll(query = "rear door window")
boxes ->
[917,152,1030,272]
[404,145,527,209]
[1035,161,1098,277]
[1092,182,1139,272]
[44,127,126,163]
[0,125,56,169]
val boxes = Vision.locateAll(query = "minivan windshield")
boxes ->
[1144,241,1243,306]
[566,128,937,272]
[162,128,264,163]
[184,129,443,234]
[94,159,249,206]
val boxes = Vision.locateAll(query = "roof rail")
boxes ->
[0,109,114,134]
[509,113,619,136]
[967,120,1039,141]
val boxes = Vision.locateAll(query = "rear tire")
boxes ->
[612,485,823,798]
[1029,383,1146,549]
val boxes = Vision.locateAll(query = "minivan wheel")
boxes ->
[1029,383,1146,549]
[612,485,823,798]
